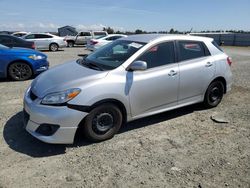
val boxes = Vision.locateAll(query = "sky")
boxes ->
[0,0,249,32]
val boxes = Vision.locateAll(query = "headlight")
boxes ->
[28,55,44,60]
[41,88,81,105]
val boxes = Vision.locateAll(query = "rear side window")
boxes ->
[0,36,12,43]
[137,42,175,69]
[79,32,91,36]
[35,34,52,39]
[178,41,208,61]
[93,32,107,36]
[212,41,223,52]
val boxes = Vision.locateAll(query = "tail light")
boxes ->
[31,43,36,49]
[227,57,232,66]
[90,40,98,45]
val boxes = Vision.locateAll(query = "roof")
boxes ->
[123,34,213,43]
[58,25,76,29]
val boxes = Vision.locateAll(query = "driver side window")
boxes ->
[137,41,175,69]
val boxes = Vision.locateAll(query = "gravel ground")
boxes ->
[0,46,249,188]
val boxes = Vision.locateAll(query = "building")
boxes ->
[58,26,78,37]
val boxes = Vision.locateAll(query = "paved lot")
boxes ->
[0,46,249,188]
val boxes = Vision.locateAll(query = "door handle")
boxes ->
[168,70,177,76]
[205,62,213,67]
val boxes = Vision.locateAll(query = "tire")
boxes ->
[8,62,33,81]
[67,41,74,47]
[83,103,123,142]
[49,43,59,51]
[203,81,224,108]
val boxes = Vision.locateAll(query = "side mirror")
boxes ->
[126,60,147,71]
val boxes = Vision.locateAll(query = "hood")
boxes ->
[10,47,39,54]
[31,61,109,98]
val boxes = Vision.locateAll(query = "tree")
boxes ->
[103,27,114,34]
[169,28,175,34]
[135,29,143,34]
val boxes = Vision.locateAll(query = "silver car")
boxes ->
[23,34,232,144]
[23,33,67,51]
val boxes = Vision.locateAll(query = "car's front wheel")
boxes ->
[203,80,224,108]
[49,43,59,51]
[83,103,123,142]
[8,62,33,81]
[67,41,74,47]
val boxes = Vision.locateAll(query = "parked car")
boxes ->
[65,31,108,47]
[12,31,29,38]
[22,33,66,51]
[23,34,232,144]
[86,34,127,51]
[0,44,49,81]
[0,34,35,49]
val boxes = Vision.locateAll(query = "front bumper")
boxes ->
[23,87,88,144]
[34,60,49,74]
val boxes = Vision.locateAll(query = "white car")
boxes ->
[23,33,67,51]
[23,34,232,144]
[87,34,127,51]
[12,31,29,38]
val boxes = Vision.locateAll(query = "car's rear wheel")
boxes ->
[83,103,123,142]
[203,81,224,108]
[49,43,59,51]
[8,62,33,81]
[67,41,74,47]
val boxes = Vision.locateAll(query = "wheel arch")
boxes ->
[209,76,227,94]
[49,42,59,47]
[76,98,128,128]
[7,59,34,77]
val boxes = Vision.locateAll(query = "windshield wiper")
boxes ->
[77,59,103,71]
[87,62,104,71]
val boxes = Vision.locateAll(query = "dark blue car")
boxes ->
[0,44,49,81]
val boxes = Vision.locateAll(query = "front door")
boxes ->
[128,41,179,117]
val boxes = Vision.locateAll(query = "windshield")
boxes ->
[85,40,146,70]
[0,44,8,49]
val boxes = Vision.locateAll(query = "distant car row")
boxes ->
[0,32,127,81]
[0,44,49,81]
[65,31,108,47]
[86,34,127,51]
[0,33,66,51]
[2,31,127,52]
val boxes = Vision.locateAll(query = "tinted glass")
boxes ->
[25,34,35,39]
[178,41,206,61]
[80,32,91,36]
[0,36,12,43]
[137,42,175,69]
[93,32,107,36]
[35,34,52,38]
[85,40,145,70]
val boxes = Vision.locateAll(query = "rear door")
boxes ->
[34,34,52,49]
[177,40,215,103]
[24,34,38,48]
